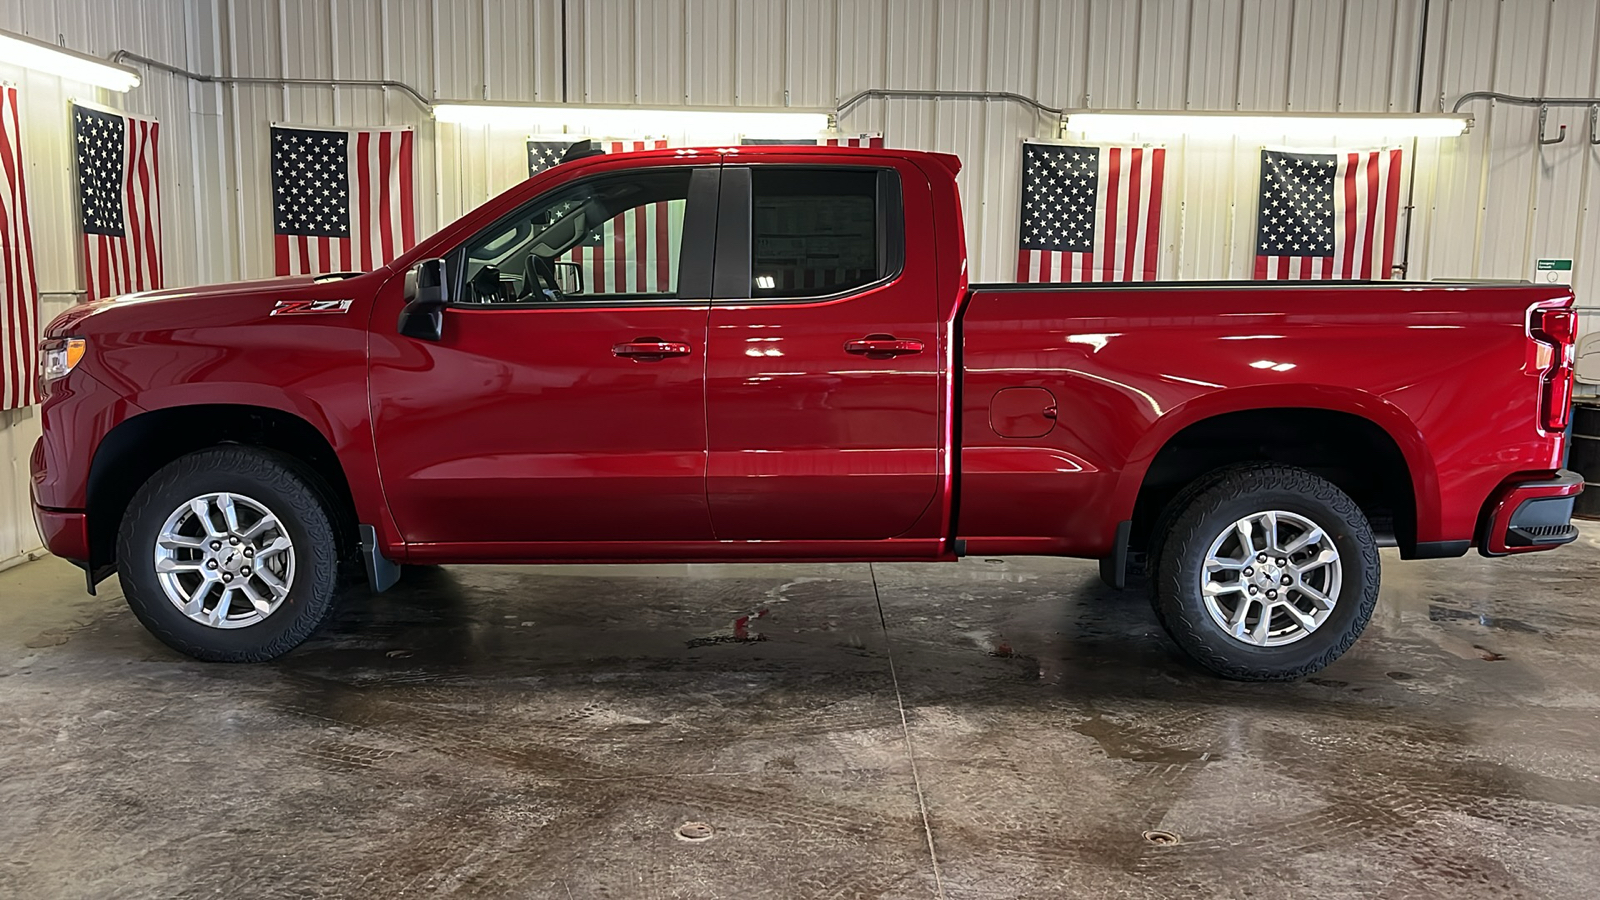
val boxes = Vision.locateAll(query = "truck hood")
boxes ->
[45,272,366,338]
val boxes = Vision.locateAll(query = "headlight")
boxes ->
[40,337,86,383]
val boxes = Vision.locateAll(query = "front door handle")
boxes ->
[613,338,692,361]
[844,335,926,359]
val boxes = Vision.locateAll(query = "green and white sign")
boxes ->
[1536,258,1573,285]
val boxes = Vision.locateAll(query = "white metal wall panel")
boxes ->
[1186,0,1242,112]
[636,0,687,105]
[1136,0,1191,111]
[1034,2,1089,110]
[785,0,836,107]
[734,0,785,107]
[1525,0,1596,276]
[1087,1,1140,109]
[483,0,563,102]
[685,0,734,105]
[1237,0,1294,111]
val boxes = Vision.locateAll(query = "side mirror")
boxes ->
[553,261,585,295]
[399,258,449,341]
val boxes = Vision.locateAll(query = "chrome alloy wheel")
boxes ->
[1200,510,1341,647]
[152,492,296,629]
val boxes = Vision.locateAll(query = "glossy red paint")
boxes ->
[368,291,716,545]
[1479,470,1583,556]
[31,507,89,562]
[704,153,943,541]
[26,144,1578,579]
[32,272,398,555]
[956,282,1573,556]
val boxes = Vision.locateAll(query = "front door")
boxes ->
[369,164,719,547]
[703,161,942,540]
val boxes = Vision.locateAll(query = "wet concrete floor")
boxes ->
[3,527,1600,899]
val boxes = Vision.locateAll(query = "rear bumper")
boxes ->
[1478,469,1583,557]
[32,505,90,564]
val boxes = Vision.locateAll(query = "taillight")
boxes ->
[1535,308,1577,345]
[1531,307,1577,432]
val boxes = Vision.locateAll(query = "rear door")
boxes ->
[702,159,942,540]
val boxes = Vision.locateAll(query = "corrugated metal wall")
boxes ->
[0,0,201,568]
[3,0,1599,566]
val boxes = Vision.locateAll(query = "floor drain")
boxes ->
[676,821,715,842]
[1142,829,1180,845]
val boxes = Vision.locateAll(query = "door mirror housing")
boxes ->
[553,260,585,295]
[399,258,449,341]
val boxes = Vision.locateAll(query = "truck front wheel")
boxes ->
[1151,464,1380,681]
[116,446,340,662]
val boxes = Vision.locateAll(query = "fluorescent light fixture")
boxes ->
[1063,111,1471,141]
[0,29,140,92]
[433,102,830,139]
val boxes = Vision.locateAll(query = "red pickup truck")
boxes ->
[30,144,1581,681]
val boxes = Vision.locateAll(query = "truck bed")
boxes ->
[954,279,1571,559]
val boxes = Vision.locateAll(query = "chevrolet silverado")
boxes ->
[30,143,1582,680]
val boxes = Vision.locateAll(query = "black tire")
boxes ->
[1144,464,1242,633]
[1151,463,1380,681]
[117,446,340,662]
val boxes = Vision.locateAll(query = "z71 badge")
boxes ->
[270,299,354,316]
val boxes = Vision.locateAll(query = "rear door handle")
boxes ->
[613,338,691,361]
[844,335,926,358]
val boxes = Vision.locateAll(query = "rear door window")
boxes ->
[747,168,899,299]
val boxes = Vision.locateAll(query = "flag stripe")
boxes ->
[1122,147,1141,280]
[0,86,38,409]
[1101,147,1121,283]
[1143,148,1164,280]
[1363,151,1388,277]
[1379,148,1402,278]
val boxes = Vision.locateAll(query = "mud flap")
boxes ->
[360,524,402,593]
[1099,520,1131,590]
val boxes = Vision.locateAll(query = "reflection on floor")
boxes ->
[3,528,1600,899]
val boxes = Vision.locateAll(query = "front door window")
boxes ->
[458,169,691,305]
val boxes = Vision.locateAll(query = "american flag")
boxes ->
[1015,142,1165,283]
[1254,148,1402,280]
[73,104,161,303]
[527,138,583,177]
[1,85,38,411]
[272,125,415,276]
[557,139,679,294]
[740,133,885,147]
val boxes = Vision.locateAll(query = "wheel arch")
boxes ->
[1118,388,1437,557]
[86,402,361,573]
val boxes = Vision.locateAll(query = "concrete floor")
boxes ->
[2,530,1599,900]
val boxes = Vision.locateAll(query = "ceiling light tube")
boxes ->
[0,29,141,92]
[432,102,830,140]
[1063,111,1472,141]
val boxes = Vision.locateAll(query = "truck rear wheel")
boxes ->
[1151,464,1380,681]
[116,446,340,662]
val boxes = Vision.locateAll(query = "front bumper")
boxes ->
[32,504,90,563]
[1478,469,1583,557]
